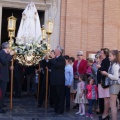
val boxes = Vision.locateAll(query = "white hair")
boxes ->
[2,42,9,49]
[77,51,83,55]
[56,45,64,54]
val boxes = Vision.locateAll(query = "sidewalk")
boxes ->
[0,95,119,120]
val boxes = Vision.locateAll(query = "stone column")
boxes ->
[45,0,61,50]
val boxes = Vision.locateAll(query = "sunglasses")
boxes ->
[77,55,83,56]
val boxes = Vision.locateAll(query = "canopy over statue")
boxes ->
[16,2,42,45]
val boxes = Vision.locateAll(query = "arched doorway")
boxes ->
[1,7,45,92]
[1,7,45,44]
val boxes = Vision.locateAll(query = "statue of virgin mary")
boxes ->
[16,2,42,45]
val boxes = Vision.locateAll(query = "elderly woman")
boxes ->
[73,51,87,89]
[0,42,14,113]
[72,51,87,109]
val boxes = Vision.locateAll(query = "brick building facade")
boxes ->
[60,0,120,58]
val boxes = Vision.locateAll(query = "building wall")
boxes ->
[104,0,120,49]
[60,0,120,58]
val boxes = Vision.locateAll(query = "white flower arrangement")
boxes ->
[12,42,47,57]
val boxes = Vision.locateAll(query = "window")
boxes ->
[86,51,97,60]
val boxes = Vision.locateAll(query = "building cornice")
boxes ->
[0,0,52,10]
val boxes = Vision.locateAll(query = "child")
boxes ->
[64,55,74,112]
[86,77,98,118]
[75,75,88,115]
[69,57,76,102]
[86,58,94,78]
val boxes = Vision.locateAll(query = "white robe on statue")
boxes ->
[16,2,42,45]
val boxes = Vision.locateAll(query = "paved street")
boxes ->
[0,94,120,120]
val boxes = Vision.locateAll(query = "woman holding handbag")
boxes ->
[97,48,110,120]
[101,50,120,120]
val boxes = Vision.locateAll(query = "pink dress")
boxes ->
[75,81,88,104]
[98,84,110,98]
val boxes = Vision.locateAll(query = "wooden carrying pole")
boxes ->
[45,67,48,109]
[37,63,40,100]
[10,59,14,110]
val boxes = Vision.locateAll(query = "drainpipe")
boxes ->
[64,0,67,54]
[60,0,67,55]
[102,0,105,48]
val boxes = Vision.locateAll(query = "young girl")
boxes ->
[75,75,88,115]
[86,77,98,118]
[101,50,120,120]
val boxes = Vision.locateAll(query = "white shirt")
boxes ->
[108,63,120,80]
[65,64,73,86]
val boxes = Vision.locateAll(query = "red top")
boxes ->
[86,84,98,100]
[73,59,87,75]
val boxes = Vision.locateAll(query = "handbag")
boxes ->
[101,65,112,88]
[101,64,120,88]
[108,64,120,85]
[101,77,110,88]
[109,78,120,85]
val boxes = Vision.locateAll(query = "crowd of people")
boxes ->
[0,42,119,120]
[37,46,120,120]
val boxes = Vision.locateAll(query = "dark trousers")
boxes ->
[0,81,7,107]
[14,77,22,96]
[118,92,120,100]
[88,99,96,114]
[99,98,104,114]
[65,86,70,110]
[49,85,55,106]
[26,74,34,93]
[38,75,46,105]
[54,85,65,113]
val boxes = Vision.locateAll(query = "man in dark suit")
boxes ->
[0,42,14,113]
[50,46,65,114]
[38,54,51,107]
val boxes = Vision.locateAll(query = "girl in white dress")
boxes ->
[75,75,88,115]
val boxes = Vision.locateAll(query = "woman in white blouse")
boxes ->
[101,50,120,120]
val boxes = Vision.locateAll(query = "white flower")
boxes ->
[22,14,27,20]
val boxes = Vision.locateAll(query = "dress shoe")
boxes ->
[102,115,110,120]
[57,111,64,115]
[0,108,6,113]
[80,113,85,116]
[38,104,42,108]
[73,105,78,109]
[2,104,7,108]
[75,111,81,114]
[53,112,59,115]
[66,109,70,112]
[96,111,101,114]
[14,95,21,98]
[54,110,58,113]
[50,104,54,108]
